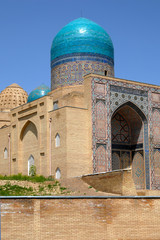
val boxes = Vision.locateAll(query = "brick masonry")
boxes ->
[1,197,160,239]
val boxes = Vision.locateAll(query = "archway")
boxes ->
[111,102,147,189]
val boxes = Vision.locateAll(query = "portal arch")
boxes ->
[111,101,147,122]
[111,101,149,189]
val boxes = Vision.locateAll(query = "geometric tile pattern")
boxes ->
[92,80,108,173]
[152,110,160,145]
[51,54,114,90]
[95,100,106,139]
[91,76,153,189]
[132,152,145,190]
[112,152,120,170]
[95,145,107,173]
[152,150,160,190]
[110,85,148,118]
[27,84,50,103]
[112,113,130,143]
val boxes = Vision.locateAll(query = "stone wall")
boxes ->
[1,197,160,239]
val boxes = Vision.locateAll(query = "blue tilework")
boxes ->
[144,121,150,189]
[51,53,114,69]
[91,77,151,189]
[51,18,114,61]
[51,60,114,90]
[27,84,51,103]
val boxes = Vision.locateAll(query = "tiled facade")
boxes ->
[90,75,160,190]
[51,54,114,90]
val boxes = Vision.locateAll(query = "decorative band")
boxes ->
[51,53,114,69]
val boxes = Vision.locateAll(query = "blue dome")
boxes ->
[27,84,51,103]
[51,18,114,61]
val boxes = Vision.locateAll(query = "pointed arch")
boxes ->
[111,100,150,189]
[55,133,60,147]
[112,101,147,122]
[20,120,38,141]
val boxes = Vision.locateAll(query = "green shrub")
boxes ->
[0,182,35,196]
[0,173,55,182]
[38,185,44,192]
[29,165,36,177]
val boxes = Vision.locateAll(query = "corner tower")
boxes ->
[51,18,114,90]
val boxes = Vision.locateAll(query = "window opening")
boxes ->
[55,133,60,147]
[105,70,108,76]
[53,101,58,110]
[56,168,61,179]
[4,148,8,159]
[28,155,35,176]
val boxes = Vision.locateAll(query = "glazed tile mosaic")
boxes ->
[91,76,160,190]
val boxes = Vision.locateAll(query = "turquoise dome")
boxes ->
[51,18,114,61]
[27,84,51,103]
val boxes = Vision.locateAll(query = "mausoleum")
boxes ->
[0,18,160,195]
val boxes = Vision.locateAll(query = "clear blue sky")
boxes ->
[0,0,160,94]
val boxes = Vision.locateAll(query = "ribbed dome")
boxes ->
[0,83,28,110]
[27,84,51,103]
[51,18,114,61]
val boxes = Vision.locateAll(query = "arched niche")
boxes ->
[20,120,38,141]
[111,101,148,190]
[19,120,38,175]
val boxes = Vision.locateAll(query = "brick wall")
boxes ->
[1,197,160,239]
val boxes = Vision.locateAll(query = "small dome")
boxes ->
[27,84,50,103]
[51,17,114,61]
[0,83,28,110]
